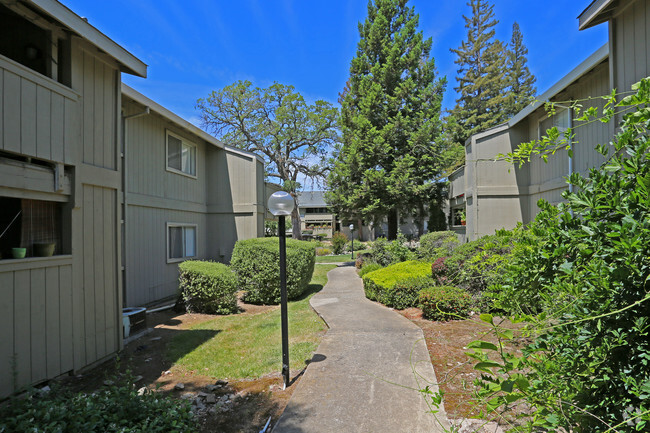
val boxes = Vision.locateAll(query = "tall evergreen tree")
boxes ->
[326,0,447,240]
[449,0,508,145]
[504,22,536,117]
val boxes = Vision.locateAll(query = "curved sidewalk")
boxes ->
[272,265,449,433]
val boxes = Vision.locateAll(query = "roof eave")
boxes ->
[578,0,616,30]
[508,43,609,128]
[26,0,147,77]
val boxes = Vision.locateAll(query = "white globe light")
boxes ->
[268,191,295,216]
[349,224,354,231]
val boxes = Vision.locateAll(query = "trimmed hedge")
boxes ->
[179,261,238,314]
[418,286,472,321]
[362,260,432,308]
[230,237,315,304]
[358,262,382,278]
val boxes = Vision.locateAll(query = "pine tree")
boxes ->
[449,0,509,145]
[326,0,446,240]
[504,22,536,117]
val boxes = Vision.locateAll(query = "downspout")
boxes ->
[121,107,150,307]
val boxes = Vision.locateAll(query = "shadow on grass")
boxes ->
[292,282,325,302]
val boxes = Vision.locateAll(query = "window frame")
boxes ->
[165,130,197,179]
[538,107,570,140]
[166,222,198,263]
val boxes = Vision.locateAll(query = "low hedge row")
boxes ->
[179,261,238,314]
[230,237,315,304]
[418,286,473,321]
[362,260,433,308]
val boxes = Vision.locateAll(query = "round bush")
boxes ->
[418,286,472,321]
[418,231,460,260]
[362,260,432,304]
[230,237,315,304]
[179,260,238,314]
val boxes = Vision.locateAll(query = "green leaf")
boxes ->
[479,313,494,325]
[467,340,499,351]
[474,361,502,373]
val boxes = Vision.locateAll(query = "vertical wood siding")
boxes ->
[614,1,650,93]
[76,185,118,368]
[124,104,206,203]
[0,58,75,163]
[125,206,207,306]
[73,47,117,170]
[0,262,74,396]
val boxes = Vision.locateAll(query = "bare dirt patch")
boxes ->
[398,308,528,426]
[56,300,299,433]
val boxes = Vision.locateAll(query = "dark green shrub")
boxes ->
[179,261,238,314]
[346,241,367,252]
[230,237,315,304]
[368,234,413,266]
[418,231,460,260]
[468,79,650,431]
[331,231,347,254]
[358,262,382,277]
[388,276,436,309]
[418,286,472,321]
[0,378,194,432]
[362,260,432,307]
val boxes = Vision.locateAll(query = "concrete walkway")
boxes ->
[272,265,449,433]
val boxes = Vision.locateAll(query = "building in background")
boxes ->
[0,0,265,397]
[450,0,649,241]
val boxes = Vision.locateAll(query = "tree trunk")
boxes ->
[356,218,364,241]
[291,206,302,240]
[416,203,425,238]
[387,209,398,240]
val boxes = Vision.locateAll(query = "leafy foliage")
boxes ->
[0,379,194,432]
[331,231,348,255]
[470,78,650,431]
[326,0,449,239]
[178,261,238,315]
[449,0,509,146]
[504,22,536,117]
[197,81,338,239]
[368,234,414,266]
[358,262,383,278]
[230,238,315,304]
[418,231,459,261]
[362,260,432,307]
[418,286,473,321]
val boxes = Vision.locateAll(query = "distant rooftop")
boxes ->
[297,191,328,207]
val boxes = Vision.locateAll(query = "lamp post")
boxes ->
[267,191,295,389]
[349,223,354,259]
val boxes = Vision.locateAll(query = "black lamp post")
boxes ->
[267,191,295,389]
[349,223,354,259]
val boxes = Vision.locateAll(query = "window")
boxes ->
[538,107,570,139]
[0,196,66,260]
[166,131,196,177]
[167,223,197,262]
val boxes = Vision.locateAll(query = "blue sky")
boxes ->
[61,0,607,126]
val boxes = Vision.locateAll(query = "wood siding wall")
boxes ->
[0,37,123,397]
[0,56,77,164]
[0,259,73,394]
[122,100,264,307]
[613,0,650,94]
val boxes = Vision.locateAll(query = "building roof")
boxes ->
[26,0,147,77]
[121,84,263,164]
[508,43,608,128]
[578,0,617,30]
[297,191,328,207]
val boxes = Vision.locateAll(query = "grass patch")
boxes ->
[315,254,357,263]
[168,264,337,379]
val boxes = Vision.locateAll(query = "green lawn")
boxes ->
[315,253,357,263]
[167,264,337,379]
